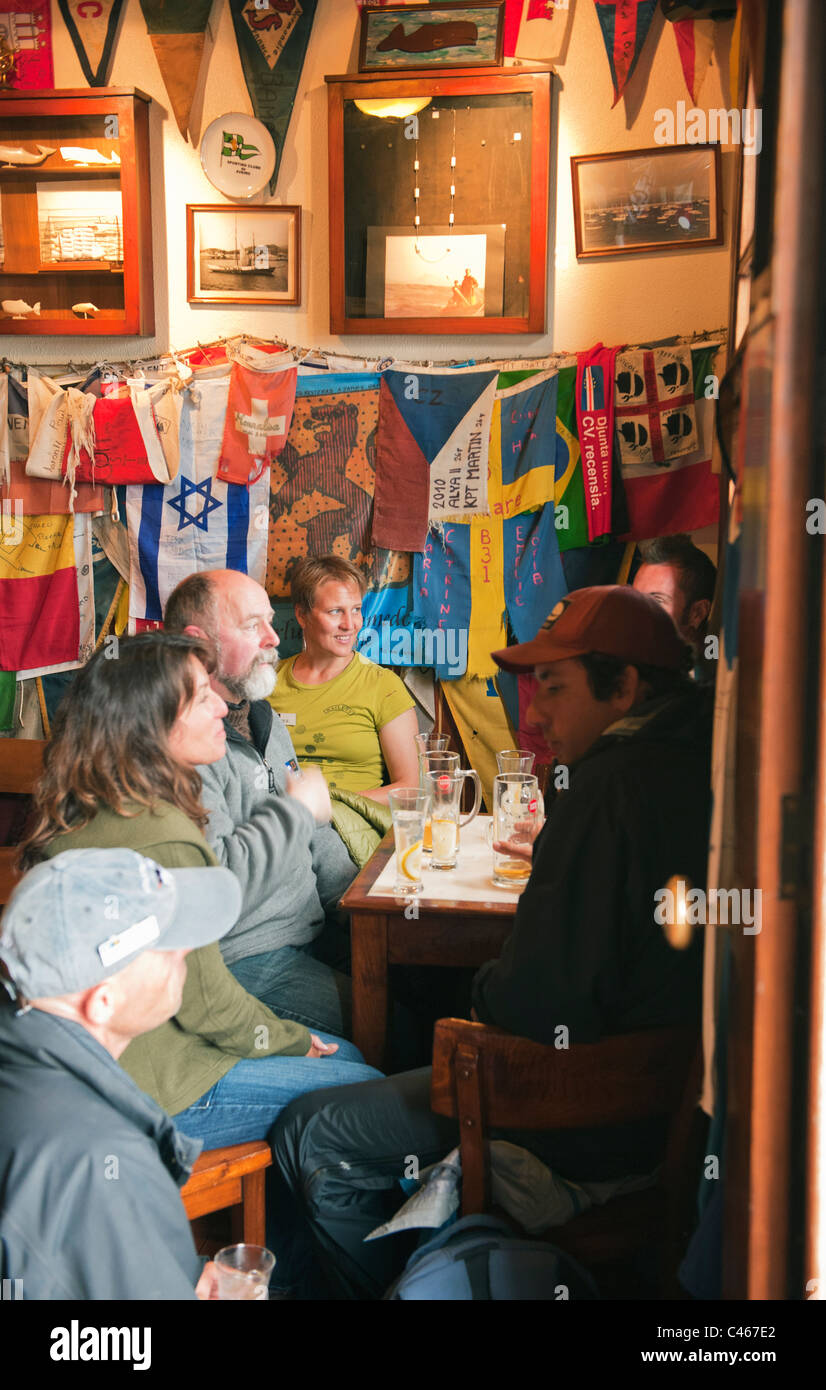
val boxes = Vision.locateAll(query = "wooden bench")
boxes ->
[181,1141,272,1247]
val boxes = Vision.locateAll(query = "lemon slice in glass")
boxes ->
[400,840,423,881]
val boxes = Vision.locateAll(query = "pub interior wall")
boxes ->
[14,0,734,365]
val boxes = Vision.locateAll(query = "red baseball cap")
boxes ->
[491,585,689,673]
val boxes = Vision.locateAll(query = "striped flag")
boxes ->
[0,513,79,672]
[593,0,658,107]
[126,370,270,630]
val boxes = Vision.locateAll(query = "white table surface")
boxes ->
[367,814,527,906]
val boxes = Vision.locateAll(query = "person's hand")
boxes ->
[306,1033,339,1058]
[286,766,332,824]
[196,1261,220,1300]
[492,817,543,863]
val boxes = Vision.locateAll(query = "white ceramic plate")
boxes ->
[200,113,276,200]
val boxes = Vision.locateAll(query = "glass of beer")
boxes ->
[419,750,459,853]
[496,748,536,775]
[491,773,541,887]
[423,765,482,870]
[215,1244,275,1300]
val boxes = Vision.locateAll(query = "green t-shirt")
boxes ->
[268,651,414,794]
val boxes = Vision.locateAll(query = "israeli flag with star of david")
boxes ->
[126,368,270,630]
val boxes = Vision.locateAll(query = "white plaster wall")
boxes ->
[13,0,735,364]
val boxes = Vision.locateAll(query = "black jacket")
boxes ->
[472,683,712,1178]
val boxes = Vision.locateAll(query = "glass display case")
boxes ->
[0,87,154,335]
[326,67,552,334]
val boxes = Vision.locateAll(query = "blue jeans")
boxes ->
[172,1034,380,1148]
[227,944,352,1038]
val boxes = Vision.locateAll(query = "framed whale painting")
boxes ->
[358,3,505,73]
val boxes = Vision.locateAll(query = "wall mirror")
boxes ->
[326,68,552,335]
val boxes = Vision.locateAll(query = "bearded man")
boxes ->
[164,570,358,1038]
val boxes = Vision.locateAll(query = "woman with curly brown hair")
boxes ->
[18,632,380,1156]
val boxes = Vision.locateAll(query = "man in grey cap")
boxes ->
[0,847,241,1300]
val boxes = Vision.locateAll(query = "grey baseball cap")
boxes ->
[0,848,242,1001]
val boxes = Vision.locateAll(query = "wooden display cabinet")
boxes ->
[326,67,553,335]
[0,88,154,336]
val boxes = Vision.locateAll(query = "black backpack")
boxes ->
[384,1215,600,1301]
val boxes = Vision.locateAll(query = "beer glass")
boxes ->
[496,748,536,775]
[423,766,481,869]
[491,773,541,887]
[418,750,459,853]
[215,1244,275,1300]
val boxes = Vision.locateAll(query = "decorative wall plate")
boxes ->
[200,113,276,200]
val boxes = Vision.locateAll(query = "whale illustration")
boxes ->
[376,20,478,54]
[0,143,55,167]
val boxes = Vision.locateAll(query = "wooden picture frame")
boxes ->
[358,3,505,73]
[571,145,723,259]
[326,67,552,335]
[186,203,300,305]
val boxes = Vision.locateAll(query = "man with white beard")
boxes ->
[164,571,358,1038]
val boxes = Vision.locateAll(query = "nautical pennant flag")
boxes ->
[616,343,721,539]
[0,1,53,87]
[672,15,715,103]
[372,368,498,553]
[138,0,213,139]
[126,369,270,630]
[576,343,619,542]
[593,0,658,107]
[221,131,261,160]
[57,0,124,87]
[229,0,318,195]
[0,513,79,672]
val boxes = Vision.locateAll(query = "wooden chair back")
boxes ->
[0,739,46,797]
[431,1017,701,1289]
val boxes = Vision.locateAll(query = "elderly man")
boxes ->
[269,586,712,1298]
[0,847,241,1300]
[164,569,358,1039]
[632,534,717,678]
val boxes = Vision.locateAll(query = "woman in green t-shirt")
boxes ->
[268,555,419,803]
[17,633,380,1150]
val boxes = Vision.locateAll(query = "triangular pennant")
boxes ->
[229,0,318,196]
[138,0,212,139]
[57,0,125,87]
[593,0,659,107]
[673,16,715,102]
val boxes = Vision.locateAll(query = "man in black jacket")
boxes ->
[271,586,712,1298]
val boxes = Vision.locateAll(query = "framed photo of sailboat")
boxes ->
[186,204,301,305]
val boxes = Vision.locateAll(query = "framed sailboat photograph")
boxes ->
[186,204,301,305]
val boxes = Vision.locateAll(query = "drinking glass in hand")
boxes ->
[215,1244,275,1300]
[491,773,541,887]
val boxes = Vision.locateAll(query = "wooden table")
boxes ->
[342,816,524,1069]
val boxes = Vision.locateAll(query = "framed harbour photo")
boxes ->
[186,204,301,305]
[571,145,723,259]
[358,3,505,73]
[365,223,505,317]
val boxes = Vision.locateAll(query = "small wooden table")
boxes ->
[342,816,524,1069]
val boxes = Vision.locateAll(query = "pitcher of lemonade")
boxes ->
[423,766,481,869]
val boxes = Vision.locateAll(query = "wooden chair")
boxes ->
[431,1018,704,1296]
[0,738,46,797]
[181,1141,272,1248]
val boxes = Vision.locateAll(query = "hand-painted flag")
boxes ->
[3,376,105,514]
[221,131,261,160]
[0,0,53,88]
[57,0,124,86]
[138,0,213,139]
[126,369,270,629]
[672,16,716,103]
[503,506,567,645]
[576,343,619,541]
[0,513,79,671]
[593,0,658,106]
[18,512,94,679]
[495,366,589,552]
[218,354,297,487]
[372,368,498,553]
[229,0,318,195]
[616,343,721,539]
[413,525,472,681]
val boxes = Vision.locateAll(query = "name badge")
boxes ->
[279,712,296,726]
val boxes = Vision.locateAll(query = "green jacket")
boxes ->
[41,802,312,1114]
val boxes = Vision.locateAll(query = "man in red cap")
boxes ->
[270,586,712,1299]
